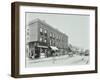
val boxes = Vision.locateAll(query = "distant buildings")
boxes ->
[26,18,68,59]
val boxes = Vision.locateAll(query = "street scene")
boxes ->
[26,41,89,67]
[25,13,90,68]
[26,53,89,67]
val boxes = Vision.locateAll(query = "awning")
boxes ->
[37,45,48,48]
[50,46,59,51]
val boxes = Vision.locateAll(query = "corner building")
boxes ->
[26,19,68,59]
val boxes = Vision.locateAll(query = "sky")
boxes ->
[26,12,90,50]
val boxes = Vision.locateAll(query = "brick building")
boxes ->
[26,18,68,59]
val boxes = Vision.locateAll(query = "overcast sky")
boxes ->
[26,12,90,50]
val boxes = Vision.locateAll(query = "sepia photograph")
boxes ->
[25,12,90,67]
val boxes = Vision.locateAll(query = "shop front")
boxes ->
[28,42,49,59]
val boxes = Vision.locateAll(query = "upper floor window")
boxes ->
[53,34,55,38]
[44,29,47,36]
[50,40,52,45]
[50,32,52,37]
[40,27,43,34]
[59,36,61,40]
[57,35,59,40]
[27,32,29,35]
[40,37,43,42]
[27,29,29,31]
[44,29,47,34]
[60,35,62,40]
[44,39,47,43]
[27,37,29,40]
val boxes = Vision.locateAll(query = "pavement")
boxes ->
[26,54,89,67]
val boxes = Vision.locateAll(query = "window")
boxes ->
[50,32,52,37]
[44,39,47,43]
[59,35,60,40]
[44,29,47,34]
[44,29,47,36]
[40,37,43,42]
[50,40,52,45]
[57,35,59,40]
[60,35,62,41]
[27,37,29,41]
[26,47,28,54]
[53,34,55,38]
[53,39,55,45]
[27,32,29,35]
[40,27,43,34]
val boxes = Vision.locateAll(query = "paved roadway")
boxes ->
[26,55,89,67]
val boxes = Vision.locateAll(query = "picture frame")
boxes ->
[11,2,98,78]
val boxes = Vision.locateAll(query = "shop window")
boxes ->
[26,48,28,53]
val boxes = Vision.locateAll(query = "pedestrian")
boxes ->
[52,51,56,64]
